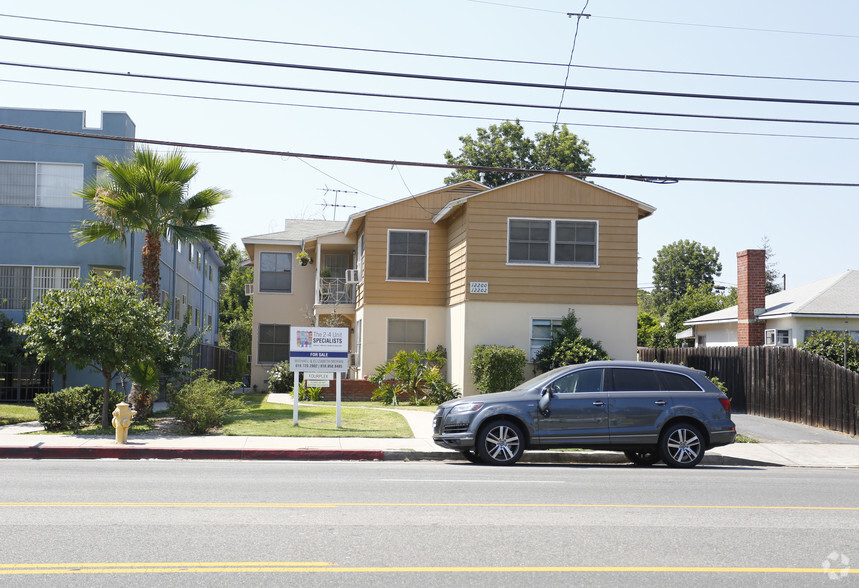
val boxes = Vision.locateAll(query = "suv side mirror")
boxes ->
[538,386,552,416]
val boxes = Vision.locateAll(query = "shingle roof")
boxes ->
[243,220,347,244]
[685,270,859,325]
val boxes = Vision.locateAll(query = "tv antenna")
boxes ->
[318,185,357,220]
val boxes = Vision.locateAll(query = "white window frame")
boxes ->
[529,317,563,361]
[259,252,293,293]
[0,265,79,310]
[507,217,599,267]
[386,318,427,359]
[0,161,83,208]
[258,323,291,365]
[386,229,429,282]
[765,328,791,346]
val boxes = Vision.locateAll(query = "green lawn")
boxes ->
[0,403,39,426]
[221,394,415,438]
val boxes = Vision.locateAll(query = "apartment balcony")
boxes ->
[316,277,355,307]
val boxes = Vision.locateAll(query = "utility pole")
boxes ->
[317,185,357,220]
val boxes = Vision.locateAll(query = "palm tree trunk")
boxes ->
[141,231,162,304]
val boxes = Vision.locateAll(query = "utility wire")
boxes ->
[555,1,589,127]
[4,77,858,143]
[4,62,858,128]
[1,13,856,84]
[2,35,857,107]
[2,123,857,187]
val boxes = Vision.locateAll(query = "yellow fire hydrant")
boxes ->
[112,402,136,444]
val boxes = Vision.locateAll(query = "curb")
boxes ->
[0,446,783,467]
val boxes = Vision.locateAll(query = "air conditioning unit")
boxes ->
[345,269,359,284]
[244,283,254,295]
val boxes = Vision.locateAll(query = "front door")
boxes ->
[534,368,610,447]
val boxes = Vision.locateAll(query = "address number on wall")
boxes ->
[469,281,489,294]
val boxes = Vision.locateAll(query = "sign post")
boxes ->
[289,327,349,427]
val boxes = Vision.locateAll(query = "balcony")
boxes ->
[318,277,355,305]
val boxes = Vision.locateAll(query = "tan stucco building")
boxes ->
[243,174,654,395]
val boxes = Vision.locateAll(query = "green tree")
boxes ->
[799,330,859,372]
[534,309,609,372]
[443,120,595,187]
[14,275,172,428]
[73,148,230,304]
[643,284,737,348]
[761,236,782,294]
[651,240,722,313]
[0,313,25,366]
[215,243,253,375]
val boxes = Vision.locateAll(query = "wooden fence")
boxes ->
[192,344,238,381]
[638,346,859,436]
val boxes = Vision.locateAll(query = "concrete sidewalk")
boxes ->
[1,398,857,467]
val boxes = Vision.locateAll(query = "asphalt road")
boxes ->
[1,460,857,586]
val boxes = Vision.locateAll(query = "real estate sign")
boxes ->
[289,327,349,372]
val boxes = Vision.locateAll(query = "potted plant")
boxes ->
[297,251,311,266]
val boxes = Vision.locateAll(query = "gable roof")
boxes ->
[243,219,347,246]
[685,270,859,326]
[432,174,656,223]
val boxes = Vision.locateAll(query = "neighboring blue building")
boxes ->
[0,108,222,398]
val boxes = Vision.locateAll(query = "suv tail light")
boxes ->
[718,398,731,412]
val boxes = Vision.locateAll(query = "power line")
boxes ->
[2,35,858,107]
[4,62,859,129]
[5,77,858,144]
[2,13,855,85]
[463,1,859,39]
[554,1,590,127]
[2,123,858,188]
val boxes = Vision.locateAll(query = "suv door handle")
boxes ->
[592,401,605,407]
[654,400,667,406]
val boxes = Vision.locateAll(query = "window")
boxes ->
[196,251,201,270]
[259,252,292,292]
[258,324,290,364]
[387,318,426,359]
[656,371,702,392]
[0,162,83,208]
[355,319,362,367]
[552,369,603,393]
[508,218,597,266]
[765,329,791,346]
[208,265,213,281]
[0,265,79,310]
[173,297,180,321]
[387,230,428,281]
[606,368,661,392]
[188,243,194,262]
[207,314,212,329]
[530,318,562,361]
[194,308,200,328]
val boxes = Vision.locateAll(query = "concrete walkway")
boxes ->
[1,398,857,467]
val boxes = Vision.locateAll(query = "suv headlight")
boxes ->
[449,402,484,415]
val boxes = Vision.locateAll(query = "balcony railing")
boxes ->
[318,277,355,305]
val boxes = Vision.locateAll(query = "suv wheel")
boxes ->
[624,451,661,466]
[476,420,524,466]
[660,422,704,468]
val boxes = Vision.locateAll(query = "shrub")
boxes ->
[168,371,242,434]
[471,345,526,394]
[799,330,859,373]
[266,361,293,393]
[298,382,322,401]
[534,309,610,372]
[370,348,452,405]
[34,386,124,431]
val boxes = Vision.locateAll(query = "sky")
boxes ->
[2,0,857,291]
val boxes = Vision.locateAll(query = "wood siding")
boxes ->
[459,175,639,306]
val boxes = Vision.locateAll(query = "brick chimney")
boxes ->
[737,249,767,346]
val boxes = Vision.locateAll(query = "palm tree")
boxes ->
[73,148,230,303]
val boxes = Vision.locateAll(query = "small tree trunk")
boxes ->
[101,371,113,430]
[142,231,162,304]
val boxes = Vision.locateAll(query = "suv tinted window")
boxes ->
[553,369,603,393]
[657,371,702,392]
[606,368,661,392]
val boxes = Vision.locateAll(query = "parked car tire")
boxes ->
[659,422,705,468]
[460,450,483,464]
[476,420,525,466]
[624,450,661,466]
